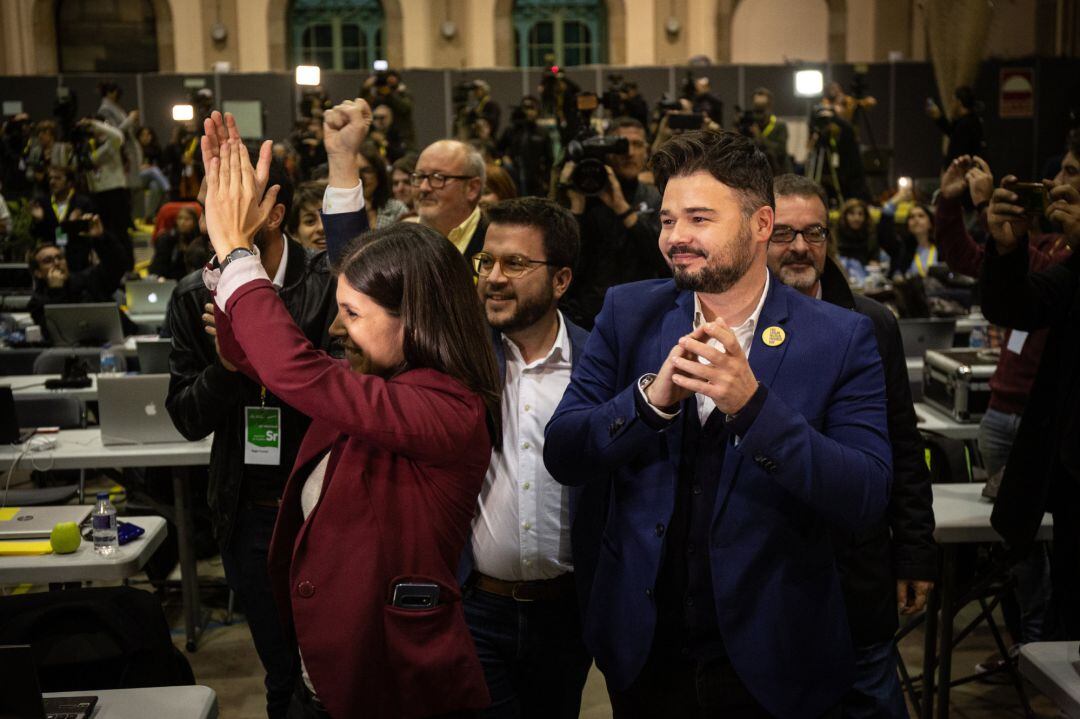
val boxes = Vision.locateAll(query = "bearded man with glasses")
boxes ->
[767,173,935,719]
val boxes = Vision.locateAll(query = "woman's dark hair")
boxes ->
[391,154,417,176]
[906,202,935,239]
[288,180,328,235]
[358,141,391,211]
[651,130,774,217]
[337,223,503,447]
[98,81,121,98]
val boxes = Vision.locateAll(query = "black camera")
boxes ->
[733,105,758,136]
[566,135,628,195]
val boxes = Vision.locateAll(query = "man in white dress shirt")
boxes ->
[460,197,593,719]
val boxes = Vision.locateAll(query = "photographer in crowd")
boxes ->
[558,116,664,329]
[497,96,554,197]
[369,103,409,163]
[363,68,416,152]
[743,88,792,175]
[73,117,133,267]
[28,166,95,250]
[928,85,985,166]
[22,119,73,194]
[983,165,1080,640]
[690,75,724,127]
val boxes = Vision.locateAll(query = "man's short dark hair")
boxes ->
[651,130,774,216]
[773,174,828,213]
[607,117,646,136]
[752,87,773,102]
[265,157,293,219]
[484,197,580,271]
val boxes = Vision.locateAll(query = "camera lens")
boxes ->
[572,159,609,196]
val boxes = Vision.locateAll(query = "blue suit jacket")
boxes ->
[543,274,892,719]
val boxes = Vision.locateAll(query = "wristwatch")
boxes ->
[219,247,254,272]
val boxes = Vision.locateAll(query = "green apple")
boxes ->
[50,521,82,554]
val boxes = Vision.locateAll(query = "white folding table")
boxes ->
[0,514,167,584]
[1,373,99,401]
[0,428,212,651]
[1019,642,1080,718]
[44,685,218,719]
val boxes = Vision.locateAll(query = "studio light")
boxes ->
[295,65,321,86]
[171,104,194,121]
[794,69,824,98]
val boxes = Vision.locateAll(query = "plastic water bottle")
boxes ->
[968,306,987,348]
[92,492,119,558]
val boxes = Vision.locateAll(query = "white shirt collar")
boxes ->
[271,234,289,288]
[502,310,571,369]
[692,269,770,340]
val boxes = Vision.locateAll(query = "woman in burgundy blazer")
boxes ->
[203,134,502,718]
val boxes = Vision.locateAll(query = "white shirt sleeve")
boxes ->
[322,182,366,215]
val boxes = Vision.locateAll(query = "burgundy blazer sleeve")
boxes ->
[214,278,483,464]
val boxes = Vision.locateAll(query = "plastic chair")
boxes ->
[151,202,202,245]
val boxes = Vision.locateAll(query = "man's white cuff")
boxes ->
[323,182,366,215]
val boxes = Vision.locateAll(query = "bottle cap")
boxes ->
[96,491,109,500]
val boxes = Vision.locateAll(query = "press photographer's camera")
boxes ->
[564,92,628,196]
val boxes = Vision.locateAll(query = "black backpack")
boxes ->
[0,586,194,691]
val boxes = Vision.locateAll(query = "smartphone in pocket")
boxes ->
[391,582,440,610]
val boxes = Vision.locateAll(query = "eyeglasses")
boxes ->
[770,225,830,244]
[409,172,475,189]
[471,252,558,278]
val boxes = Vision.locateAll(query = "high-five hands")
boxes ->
[200,112,279,262]
[647,322,759,415]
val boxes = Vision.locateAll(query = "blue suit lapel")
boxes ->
[662,291,696,470]
[713,275,793,518]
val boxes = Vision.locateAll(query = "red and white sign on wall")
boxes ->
[1000,68,1034,119]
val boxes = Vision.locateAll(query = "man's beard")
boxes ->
[672,222,755,294]
[776,249,822,292]
[485,286,554,334]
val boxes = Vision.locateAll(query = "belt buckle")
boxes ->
[511,581,535,603]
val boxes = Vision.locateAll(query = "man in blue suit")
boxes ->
[543,130,892,718]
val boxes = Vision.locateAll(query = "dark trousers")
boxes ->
[609,651,844,719]
[220,502,299,719]
[609,652,771,719]
[463,585,592,719]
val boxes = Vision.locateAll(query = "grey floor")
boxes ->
[168,560,1062,719]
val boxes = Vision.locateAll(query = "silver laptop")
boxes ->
[898,318,957,358]
[0,505,93,539]
[97,374,186,445]
[43,303,124,347]
[126,280,176,314]
[136,338,172,374]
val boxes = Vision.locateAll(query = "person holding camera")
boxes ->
[496,96,554,198]
[747,88,792,175]
[77,117,133,268]
[363,69,416,153]
[690,76,724,127]
[982,161,1080,640]
[25,213,128,335]
[22,120,74,194]
[558,117,664,329]
[927,86,985,166]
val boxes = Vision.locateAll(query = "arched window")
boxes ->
[513,0,605,67]
[56,0,160,72]
[290,0,385,71]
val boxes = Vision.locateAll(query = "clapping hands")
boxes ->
[199,111,279,262]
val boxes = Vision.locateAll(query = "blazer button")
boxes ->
[297,581,315,598]
[609,417,626,437]
[655,523,665,538]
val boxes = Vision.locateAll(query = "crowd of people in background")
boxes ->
[1,63,1079,719]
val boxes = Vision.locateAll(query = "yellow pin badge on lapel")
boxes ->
[762,326,786,347]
